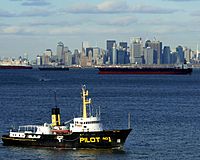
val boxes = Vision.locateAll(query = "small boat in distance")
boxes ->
[2,85,132,149]
[38,65,69,71]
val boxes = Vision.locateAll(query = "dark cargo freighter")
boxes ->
[98,65,192,75]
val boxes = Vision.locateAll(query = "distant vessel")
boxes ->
[2,85,132,149]
[98,64,192,75]
[0,59,32,69]
[38,66,69,71]
[0,65,32,69]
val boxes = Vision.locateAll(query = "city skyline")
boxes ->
[0,0,200,59]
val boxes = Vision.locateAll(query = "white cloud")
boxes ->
[98,16,138,26]
[97,0,127,13]
[66,1,179,14]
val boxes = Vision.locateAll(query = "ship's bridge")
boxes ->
[70,116,102,132]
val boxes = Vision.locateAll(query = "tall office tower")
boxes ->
[176,45,184,63]
[184,47,192,63]
[119,42,128,50]
[144,47,154,64]
[93,47,100,65]
[57,41,64,64]
[63,46,72,65]
[64,50,72,66]
[44,49,53,57]
[72,49,80,65]
[36,55,42,66]
[163,46,171,64]
[106,40,116,64]
[86,48,93,57]
[147,40,162,64]
[145,40,151,48]
[130,37,143,64]
[82,41,90,56]
[112,43,117,65]
[117,48,126,64]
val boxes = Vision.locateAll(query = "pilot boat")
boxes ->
[2,86,132,149]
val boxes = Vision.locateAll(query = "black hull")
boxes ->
[2,129,131,149]
[98,67,192,75]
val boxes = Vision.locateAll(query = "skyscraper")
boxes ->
[57,41,64,64]
[147,40,162,64]
[176,45,184,63]
[106,40,116,64]
[130,37,143,64]
[163,46,171,64]
[112,43,117,65]
[144,47,154,64]
[184,47,192,63]
[119,42,128,50]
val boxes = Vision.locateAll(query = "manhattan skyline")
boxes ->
[0,0,200,59]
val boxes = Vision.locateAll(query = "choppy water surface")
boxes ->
[0,68,200,160]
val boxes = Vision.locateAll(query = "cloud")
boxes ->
[132,4,178,14]
[164,0,198,1]
[96,0,128,13]
[22,0,50,6]
[98,16,138,26]
[19,9,53,17]
[10,0,50,6]
[0,10,17,17]
[191,11,200,16]
[28,20,82,27]
[0,26,34,35]
[66,1,178,14]
[9,0,23,1]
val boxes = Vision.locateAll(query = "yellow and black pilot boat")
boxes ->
[2,85,132,149]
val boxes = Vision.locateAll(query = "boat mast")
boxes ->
[197,43,199,61]
[82,85,91,119]
[128,112,131,129]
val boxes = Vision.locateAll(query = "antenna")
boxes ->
[197,43,199,60]
[128,112,131,129]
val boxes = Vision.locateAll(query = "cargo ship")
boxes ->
[97,64,192,75]
[2,85,132,149]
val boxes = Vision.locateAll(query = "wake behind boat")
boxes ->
[2,85,132,149]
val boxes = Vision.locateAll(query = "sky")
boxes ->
[0,0,200,59]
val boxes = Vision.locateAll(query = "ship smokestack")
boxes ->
[51,108,61,126]
[51,91,61,126]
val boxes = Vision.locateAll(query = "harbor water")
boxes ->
[0,68,200,160]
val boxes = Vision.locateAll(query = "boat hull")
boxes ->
[98,67,192,75]
[0,65,32,69]
[2,129,132,149]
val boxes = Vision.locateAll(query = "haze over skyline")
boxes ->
[0,0,200,59]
